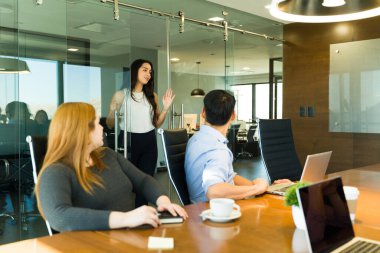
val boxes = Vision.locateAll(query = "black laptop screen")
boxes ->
[298,177,355,253]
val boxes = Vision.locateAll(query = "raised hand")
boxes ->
[162,88,176,111]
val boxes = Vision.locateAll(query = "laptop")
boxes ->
[297,177,380,253]
[266,151,332,196]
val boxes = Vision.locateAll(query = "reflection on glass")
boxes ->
[330,38,380,133]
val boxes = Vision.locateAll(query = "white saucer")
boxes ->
[200,209,241,223]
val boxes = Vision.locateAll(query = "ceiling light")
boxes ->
[242,67,250,71]
[67,48,79,52]
[265,4,271,9]
[270,0,380,23]
[208,17,224,22]
[0,5,13,14]
[322,0,346,7]
[170,57,180,62]
[191,62,205,98]
[76,22,104,33]
[0,58,30,74]
[276,43,283,47]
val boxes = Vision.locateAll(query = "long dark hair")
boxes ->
[130,59,158,126]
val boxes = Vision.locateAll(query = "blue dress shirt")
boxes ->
[184,125,236,203]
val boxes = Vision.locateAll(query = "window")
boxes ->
[19,58,59,119]
[64,64,102,115]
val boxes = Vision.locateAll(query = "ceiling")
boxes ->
[0,0,284,76]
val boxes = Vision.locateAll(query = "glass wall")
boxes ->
[0,0,282,243]
[329,38,380,133]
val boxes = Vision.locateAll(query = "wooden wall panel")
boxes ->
[283,16,380,172]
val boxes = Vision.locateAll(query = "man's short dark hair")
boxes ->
[204,90,236,126]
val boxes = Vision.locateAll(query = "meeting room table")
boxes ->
[1,164,380,252]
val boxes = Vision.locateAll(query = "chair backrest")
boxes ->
[227,124,240,141]
[227,124,240,155]
[246,125,256,143]
[158,128,190,206]
[257,119,302,183]
[237,120,246,131]
[26,135,53,236]
[0,124,39,157]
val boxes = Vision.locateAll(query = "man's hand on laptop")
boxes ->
[272,179,293,185]
[252,178,269,194]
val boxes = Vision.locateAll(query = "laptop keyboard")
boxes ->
[339,240,380,253]
[276,185,292,193]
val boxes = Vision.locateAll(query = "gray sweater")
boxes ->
[38,148,166,232]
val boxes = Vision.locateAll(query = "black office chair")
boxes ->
[158,128,190,206]
[0,124,33,225]
[257,119,302,183]
[236,125,257,158]
[0,158,16,223]
[26,135,54,236]
[227,124,241,158]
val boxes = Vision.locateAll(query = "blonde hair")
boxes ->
[36,102,105,216]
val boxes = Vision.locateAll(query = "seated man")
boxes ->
[185,90,287,203]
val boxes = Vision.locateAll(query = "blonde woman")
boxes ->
[36,102,187,232]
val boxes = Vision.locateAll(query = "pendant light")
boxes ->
[191,61,205,97]
[0,57,30,74]
[270,0,380,23]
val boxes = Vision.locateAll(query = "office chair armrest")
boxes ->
[0,159,10,179]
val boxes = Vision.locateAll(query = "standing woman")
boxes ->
[106,59,175,207]
[36,102,187,232]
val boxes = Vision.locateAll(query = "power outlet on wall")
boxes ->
[308,106,315,117]
[300,106,307,117]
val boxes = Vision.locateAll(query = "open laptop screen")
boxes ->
[297,177,354,253]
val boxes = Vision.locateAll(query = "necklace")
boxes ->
[133,91,144,102]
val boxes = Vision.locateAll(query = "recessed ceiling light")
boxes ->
[265,4,271,9]
[0,68,6,71]
[76,22,103,33]
[208,17,224,22]
[0,5,13,14]
[276,43,283,47]
[322,0,346,7]
[170,57,180,62]
[242,67,251,71]
[68,48,79,52]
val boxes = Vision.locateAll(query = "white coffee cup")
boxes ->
[343,186,359,221]
[210,198,240,217]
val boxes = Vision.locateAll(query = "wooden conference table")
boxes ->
[1,165,380,253]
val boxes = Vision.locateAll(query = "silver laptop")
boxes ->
[266,151,332,196]
[297,177,380,253]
